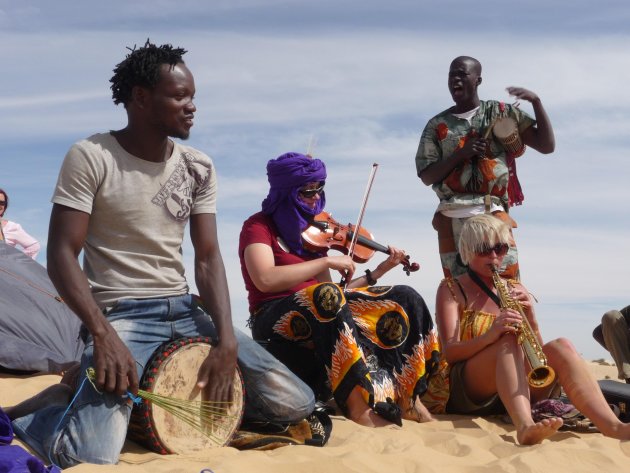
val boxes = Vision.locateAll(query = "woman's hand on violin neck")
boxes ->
[327,255,356,282]
[377,246,407,274]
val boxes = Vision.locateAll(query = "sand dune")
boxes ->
[2,361,628,473]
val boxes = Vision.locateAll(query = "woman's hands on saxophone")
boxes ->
[487,308,522,342]
[508,282,544,344]
[509,283,533,311]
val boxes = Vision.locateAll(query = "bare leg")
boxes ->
[465,335,562,445]
[498,336,562,444]
[546,338,630,440]
[345,386,394,427]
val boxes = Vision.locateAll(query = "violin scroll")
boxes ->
[400,256,420,276]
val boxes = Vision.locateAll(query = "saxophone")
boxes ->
[491,268,555,389]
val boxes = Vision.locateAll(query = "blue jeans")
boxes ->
[12,295,315,467]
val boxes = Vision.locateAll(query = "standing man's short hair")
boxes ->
[109,39,188,106]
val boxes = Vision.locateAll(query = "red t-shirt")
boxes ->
[238,212,322,313]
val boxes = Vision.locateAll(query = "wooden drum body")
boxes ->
[128,337,245,454]
[493,116,526,158]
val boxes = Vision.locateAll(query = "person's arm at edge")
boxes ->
[8,223,41,259]
[47,203,138,395]
[190,212,238,403]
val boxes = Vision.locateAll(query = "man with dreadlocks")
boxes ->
[9,40,314,467]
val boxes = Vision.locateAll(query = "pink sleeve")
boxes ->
[2,221,41,259]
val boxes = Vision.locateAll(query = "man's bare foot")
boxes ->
[517,417,563,445]
[5,384,74,420]
[399,397,436,423]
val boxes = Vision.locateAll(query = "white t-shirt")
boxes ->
[52,132,217,308]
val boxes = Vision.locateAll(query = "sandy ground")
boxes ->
[2,359,628,473]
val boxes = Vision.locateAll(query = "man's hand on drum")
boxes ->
[506,86,539,104]
[92,327,139,397]
[197,334,238,404]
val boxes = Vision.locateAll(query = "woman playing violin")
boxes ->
[238,152,440,427]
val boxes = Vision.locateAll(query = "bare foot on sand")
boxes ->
[602,421,630,440]
[400,397,436,423]
[345,387,395,428]
[350,407,397,427]
[5,384,74,420]
[517,417,563,445]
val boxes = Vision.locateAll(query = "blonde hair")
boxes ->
[458,214,511,265]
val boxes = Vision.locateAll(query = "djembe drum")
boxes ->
[127,337,245,454]
[493,116,526,158]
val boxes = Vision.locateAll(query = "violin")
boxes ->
[301,211,420,276]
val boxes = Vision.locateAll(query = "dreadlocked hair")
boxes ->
[110,39,188,106]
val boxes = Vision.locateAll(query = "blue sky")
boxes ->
[1,0,628,360]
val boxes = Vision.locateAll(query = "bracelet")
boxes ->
[365,269,377,286]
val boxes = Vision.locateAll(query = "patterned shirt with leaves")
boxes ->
[415,100,534,212]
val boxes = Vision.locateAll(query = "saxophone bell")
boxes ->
[528,366,556,389]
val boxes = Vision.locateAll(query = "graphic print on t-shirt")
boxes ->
[151,151,212,221]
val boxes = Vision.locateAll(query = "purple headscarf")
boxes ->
[1,406,61,472]
[262,152,327,256]
[0,407,12,445]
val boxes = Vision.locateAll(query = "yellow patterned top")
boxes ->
[459,308,496,340]
[421,278,496,413]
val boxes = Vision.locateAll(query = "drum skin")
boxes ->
[128,337,245,454]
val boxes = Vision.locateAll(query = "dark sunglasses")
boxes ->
[298,184,325,198]
[0,201,5,207]
[478,243,509,256]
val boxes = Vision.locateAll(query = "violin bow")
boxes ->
[306,134,318,158]
[341,163,379,288]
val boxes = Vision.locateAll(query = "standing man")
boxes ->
[11,40,314,467]
[415,56,555,279]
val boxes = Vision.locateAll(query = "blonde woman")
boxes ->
[432,214,630,444]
